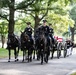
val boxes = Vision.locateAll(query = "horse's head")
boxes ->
[21,32,29,42]
[39,31,45,41]
[36,31,47,50]
[8,33,16,43]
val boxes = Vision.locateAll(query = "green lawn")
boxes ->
[71,72,76,75]
[0,48,23,58]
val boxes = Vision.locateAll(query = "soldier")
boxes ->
[49,23,55,44]
[66,39,74,56]
[24,22,33,42]
[37,20,51,46]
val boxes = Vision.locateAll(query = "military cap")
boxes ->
[49,23,52,26]
[26,22,31,25]
[43,20,47,23]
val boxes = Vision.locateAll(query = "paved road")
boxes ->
[0,48,76,75]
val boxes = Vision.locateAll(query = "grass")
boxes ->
[71,72,76,75]
[0,48,23,58]
[0,48,8,58]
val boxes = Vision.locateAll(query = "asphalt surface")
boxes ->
[0,48,76,75]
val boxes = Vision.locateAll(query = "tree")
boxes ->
[0,20,8,48]
[13,0,74,37]
[44,0,74,37]
[22,0,61,36]
[0,0,35,34]
[46,12,74,36]
[69,0,76,41]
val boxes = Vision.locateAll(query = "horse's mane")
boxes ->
[20,32,34,50]
[37,31,47,50]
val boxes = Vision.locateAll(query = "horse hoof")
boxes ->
[67,55,69,57]
[30,60,32,62]
[8,60,10,62]
[70,53,72,55]
[25,57,28,60]
[16,59,19,61]
[46,60,48,63]
[44,58,48,63]
[30,59,32,62]
[33,56,35,59]
[37,58,40,61]
[15,60,17,62]
[51,57,53,59]
[28,60,30,63]
[22,60,24,62]
[41,62,43,65]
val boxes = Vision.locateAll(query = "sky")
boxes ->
[15,0,23,3]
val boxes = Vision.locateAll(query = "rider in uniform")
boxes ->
[24,22,34,44]
[37,20,51,47]
[49,23,55,45]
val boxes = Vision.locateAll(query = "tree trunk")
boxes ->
[1,35,5,48]
[34,15,41,37]
[70,27,74,41]
[34,16,40,29]
[8,0,15,34]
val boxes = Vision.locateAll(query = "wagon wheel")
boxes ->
[57,42,61,59]
[63,43,67,58]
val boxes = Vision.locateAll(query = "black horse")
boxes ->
[20,32,34,62]
[35,31,50,64]
[7,33,20,62]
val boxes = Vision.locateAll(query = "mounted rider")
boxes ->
[24,22,34,44]
[36,20,56,47]
[36,20,51,47]
[49,23,56,45]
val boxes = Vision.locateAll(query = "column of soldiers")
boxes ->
[24,20,55,47]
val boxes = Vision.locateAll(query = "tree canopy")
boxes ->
[0,0,76,42]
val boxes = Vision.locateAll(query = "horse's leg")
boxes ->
[37,50,39,60]
[45,50,49,63]
[8,49,11,62]
[33,49,35,59]
[22,50,25,62]
[25,50,27,60]
[14,48,17,62]
[37,50,40,60]
[28,49,30,62]
[44,52,46,63]
[30,49,33,62]
[46,54,48,63]
[41,50,43,64]
[16,47,19,61]
[46,51,49,63]
[51,50,54,59]
[29,49,31,62]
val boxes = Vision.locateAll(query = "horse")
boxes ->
[35,31,50,64]
[20,32,34,62]
[6,33,20,62]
